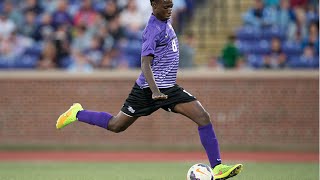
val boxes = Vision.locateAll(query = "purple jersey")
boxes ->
[136,14,179,89]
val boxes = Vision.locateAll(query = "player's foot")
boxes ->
[56,103,83,129]
[213,163,243,180]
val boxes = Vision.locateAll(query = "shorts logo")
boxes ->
[127,106,135,113]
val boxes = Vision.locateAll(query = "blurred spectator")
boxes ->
[22,0,43,15]
[274,0,293,31]
[172,0,187,35]
[101,0,120,22]
[51,0,73,29]
[2,0,23,29]
[262,37,287,69]
[287,8,308,41]
[83,35,104,68]
[289,45,318,68]
[68,50,94,73]
[0,31,33,59]
[19,10,37,38]
[120,0,144,33]
[136,0,152,24]
[301,21,319,54]
[73,0,97,27]
[54,24,71,68]
[179,32,195,68]
[108,15,126,41]
[87,12,107,36]
[243,0,274,28]
[37,41,57,69]
[207,56,224,70]
[0,11,16,39]
[220,35,241,69]
[33,12,55,42]
[71,25,92,52]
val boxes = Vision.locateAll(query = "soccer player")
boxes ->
[56,0,243,179]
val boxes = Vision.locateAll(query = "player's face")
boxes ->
[154,0,173,21]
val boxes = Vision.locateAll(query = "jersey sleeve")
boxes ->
[141,26,159,57]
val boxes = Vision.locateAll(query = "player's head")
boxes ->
[150,0,173,21]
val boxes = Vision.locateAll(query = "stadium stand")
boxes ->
[0,0,201,70]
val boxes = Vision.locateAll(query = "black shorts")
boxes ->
[121,83,197,117]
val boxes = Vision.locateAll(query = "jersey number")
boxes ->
[172,40,178,52]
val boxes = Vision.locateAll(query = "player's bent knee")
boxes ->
[198,110,211,126]
[108,124,128,133]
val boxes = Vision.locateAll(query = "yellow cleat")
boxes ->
[56,103,83,129]
[213,163,243,180]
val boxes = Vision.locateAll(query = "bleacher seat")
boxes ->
[260,26,286,41]
[14,55,38,69]
[282,41,303,58]
[236,26,261,41]
[247,54,264,68]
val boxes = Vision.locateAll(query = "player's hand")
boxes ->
[152,92,168,100]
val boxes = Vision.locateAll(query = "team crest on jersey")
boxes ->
[127,106,135,113]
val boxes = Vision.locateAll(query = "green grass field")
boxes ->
[0,162,318,180]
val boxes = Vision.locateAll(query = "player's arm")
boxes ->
[141,56,168,100]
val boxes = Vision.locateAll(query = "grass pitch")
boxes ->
[0,161,318,180]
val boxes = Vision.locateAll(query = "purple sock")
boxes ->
[198,123,221,168]
[76,110,113,129]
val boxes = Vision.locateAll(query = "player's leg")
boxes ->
[173,101,243,179]
[173,101,221,166]
[56,103,138,132]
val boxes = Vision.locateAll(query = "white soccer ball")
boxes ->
[186,163,214,180]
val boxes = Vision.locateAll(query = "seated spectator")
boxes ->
[101,0,121,23]
[243,0,274,28]
[2,0,23,29]
[83,35,104,68]
[108,15,127,41]
[0,11,16,39]
[73,0,97,27]
[33,12,55,42]
[120,0,144,33]
[262,37,287,69]
[51,0,73,29]
[172,0,187,35]
[19,10,37,38]
[274,0,293,31]
[22,0,43,15]
[67,50,94,73]
[179,32,195,69]
[53,24,72,68]
[37,41,57,69]
[301,21,319,54]
[287,7,308,41]
[220,35,241,69]
[289,45,318,68]
[100,47,128,69]
[0,31,33,59]
[71,25,92,52]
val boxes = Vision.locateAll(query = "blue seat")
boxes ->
[261,26,286,40]
[236,26,261,41]
[236,40,256,54]
[247,54,263,68]
[282,41,302,57]
[251,40,271,55]
[14,55,38,69]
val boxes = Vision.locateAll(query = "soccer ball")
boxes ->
[186,163,214,180]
